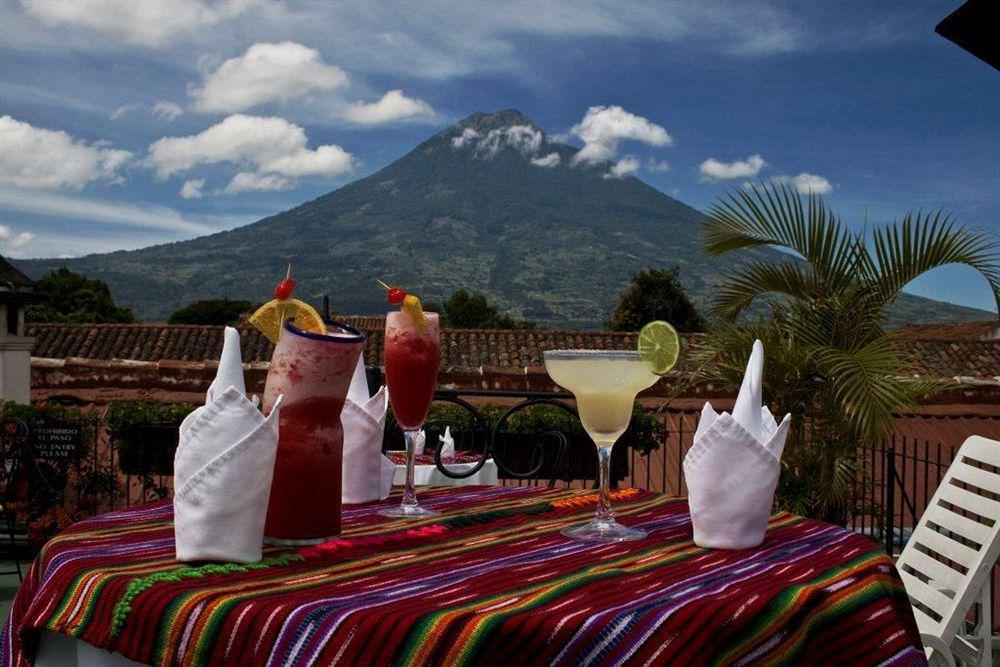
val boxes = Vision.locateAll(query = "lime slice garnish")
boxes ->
[638,320,681,375]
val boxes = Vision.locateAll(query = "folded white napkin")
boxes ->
[342,356,396,504]
[684,340,791,550]
[438,426,455,459]
[174,327,282,563]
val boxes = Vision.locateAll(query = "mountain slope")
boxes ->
[18,110,992,327]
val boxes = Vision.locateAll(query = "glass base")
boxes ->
[561,519,646,542]
[377,503,439,518]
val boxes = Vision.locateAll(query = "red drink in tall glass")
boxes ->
[384,313,441,428]
[262,321,364,542]
[380,311,441,518]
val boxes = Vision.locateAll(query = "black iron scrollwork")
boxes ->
[489,398,578,486]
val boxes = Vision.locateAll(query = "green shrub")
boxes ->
[387,401,664,455]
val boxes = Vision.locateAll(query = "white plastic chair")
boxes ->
[896,436,999,666]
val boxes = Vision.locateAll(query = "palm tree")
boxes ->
[690,182,999,521]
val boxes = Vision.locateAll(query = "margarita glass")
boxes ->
[262,320,364,543]
[543,349,659,541]
[379,311,441,518]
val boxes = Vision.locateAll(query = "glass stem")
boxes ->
[596,444,613,522]
[402,429,420,508]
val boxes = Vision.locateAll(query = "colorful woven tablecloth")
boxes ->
[3,486,925,666]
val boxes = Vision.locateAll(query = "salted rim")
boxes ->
[542,349,641,360]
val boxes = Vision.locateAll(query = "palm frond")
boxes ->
[709,260,817,320]
[813,338,933,442]
[703,181,862,295]
[867,211,1000,312]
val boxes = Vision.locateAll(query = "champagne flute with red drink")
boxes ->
[378,282,441,518]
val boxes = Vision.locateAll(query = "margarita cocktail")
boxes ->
[544,350,659,541]
[378,284,441,518]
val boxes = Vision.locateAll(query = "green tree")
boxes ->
[26,268,135,324]
[606,267,706,332]
[687,182,1000,522]
[168,299,256,325]
[440,290,535,329]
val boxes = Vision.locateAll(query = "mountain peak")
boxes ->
[441,108,549,160]
[457,109,539,133]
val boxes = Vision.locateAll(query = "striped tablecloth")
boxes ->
[3,486,925,666]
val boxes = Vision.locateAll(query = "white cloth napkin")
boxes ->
[438,426,455,459]
[174,327,282,563]
[342,356,396,504]
[684,339,791,550]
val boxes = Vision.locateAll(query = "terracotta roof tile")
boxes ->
[25,321,1000,382]
[896,320,1000,341]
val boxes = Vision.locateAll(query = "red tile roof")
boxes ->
[25,321,1000,382]
[895,320,1000,341]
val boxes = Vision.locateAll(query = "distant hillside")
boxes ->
[18,109,993,327]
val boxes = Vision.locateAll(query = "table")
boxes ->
[3,487,925,666]
[387,451,499,486]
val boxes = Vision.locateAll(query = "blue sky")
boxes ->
[1,0,997,312]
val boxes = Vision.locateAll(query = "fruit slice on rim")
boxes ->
[401,294,426,331]
[248,298,326,344]
[637,320,681,375]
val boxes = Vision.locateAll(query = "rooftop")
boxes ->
[894,320,1000,341]
[26,320,1000,384]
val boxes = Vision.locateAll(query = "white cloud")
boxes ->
[190,41,348,113]
[21,0,255,48]
[476,125,543,157]
[224,172,293,194]
[109,103,140,120]
[604,156,641,179]
[699,154,766,180]
[646,158,669,172]
[531,152,561,168]
[179,179,205,199]
[782,172,832,194]
[151,101,183,121]
[0,187,228,235]
[0,115,131,190]
[570,105,672,166]
[452,125,544,159]
[0,224,35,249]
[342,90,434,126]
[451,128,479,148]
[145,114,354,195]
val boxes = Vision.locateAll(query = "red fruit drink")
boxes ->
[384,312,441,429]
[262,321,364,542]
[380,311,441,518]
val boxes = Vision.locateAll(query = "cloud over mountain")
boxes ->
[190,42,348,113]
[531,152,561,168]
[570,105,672,166]
[450,123,545,159]
[145,114,354,194]
[342,90,434,126]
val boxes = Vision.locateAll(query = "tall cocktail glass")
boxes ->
[379,311,441,518]
[262,320,364,543]
[543,349,659,541]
